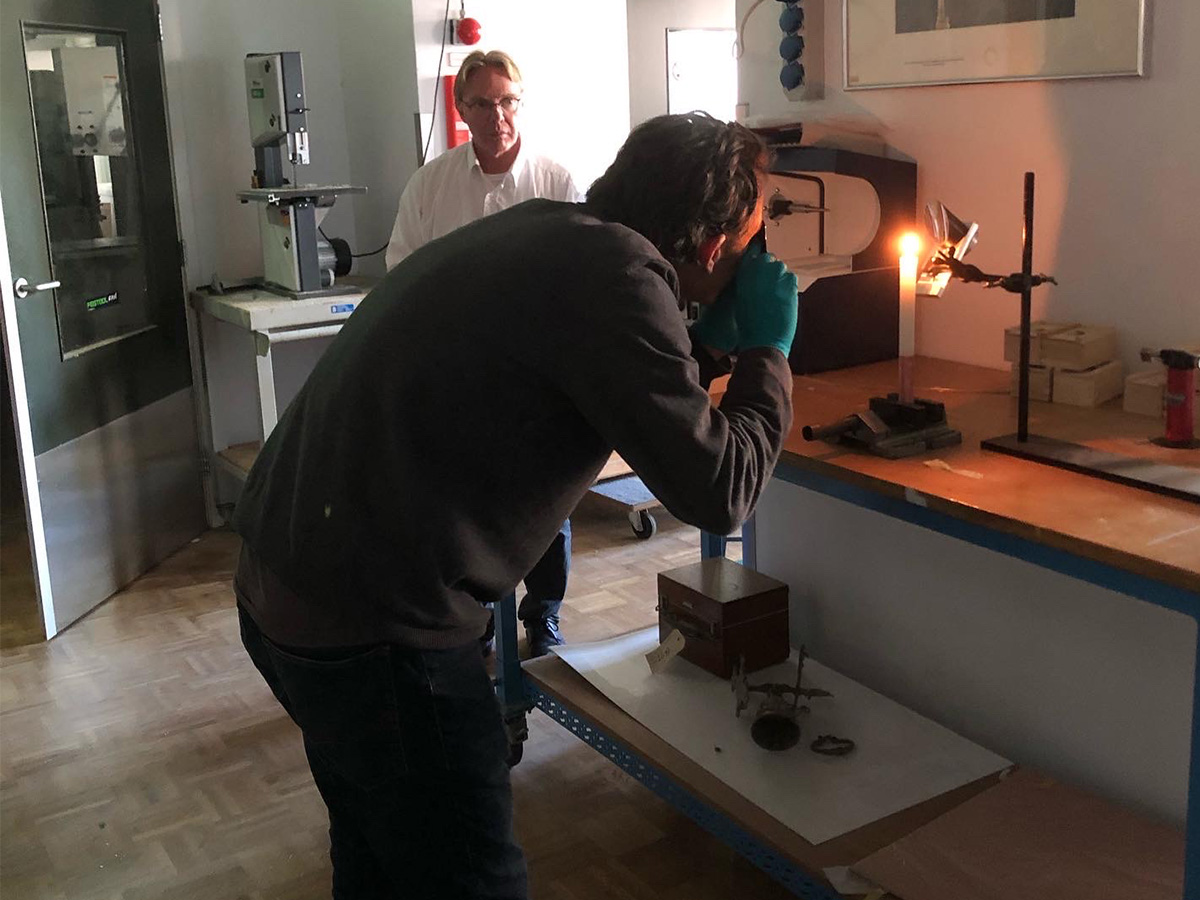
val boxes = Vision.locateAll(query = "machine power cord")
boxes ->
[321,0,451,259]
[318,225,387,259]
[422,0,454,166]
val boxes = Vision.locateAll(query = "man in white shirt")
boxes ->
[385,50,579,268]
[385,50,578,658]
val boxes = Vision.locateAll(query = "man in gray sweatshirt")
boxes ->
[233,113,799,900]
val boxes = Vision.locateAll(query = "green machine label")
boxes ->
[251,87,265,98]
[86,291,119,311]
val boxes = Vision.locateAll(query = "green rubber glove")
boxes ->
[732,241,799,355]
[689,280,739,354]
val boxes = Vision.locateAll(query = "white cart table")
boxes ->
[188,277,377,523]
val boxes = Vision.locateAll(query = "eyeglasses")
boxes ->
[461,95,522,114]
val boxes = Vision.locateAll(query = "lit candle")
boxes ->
[898,232,920,403]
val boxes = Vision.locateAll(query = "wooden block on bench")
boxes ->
[1003,321,1078,366]
[1039,325,1118,370]
[1009,364,1053,402]
[1052,359,1124,408]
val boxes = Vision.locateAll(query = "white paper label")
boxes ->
[645,628,686,673]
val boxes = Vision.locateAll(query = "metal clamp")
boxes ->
[13,277,60,299]
[658,605,718,641]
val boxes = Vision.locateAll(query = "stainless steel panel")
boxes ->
[36,387,205,630]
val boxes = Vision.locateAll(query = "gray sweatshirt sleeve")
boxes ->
[545,260,794,536]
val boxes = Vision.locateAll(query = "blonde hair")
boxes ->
[453,50,523,104]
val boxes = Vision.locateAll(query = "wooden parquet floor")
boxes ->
[0,499,788,900]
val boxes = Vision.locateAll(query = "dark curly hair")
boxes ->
[585,113,769,266]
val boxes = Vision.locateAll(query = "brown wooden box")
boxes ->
[1123,369,1166,417]
[1002,321,1079,366]
[1053,359,1124,408]
[657,557,789,679]
[1040,325,1119,370]
[1009,364,1053,402]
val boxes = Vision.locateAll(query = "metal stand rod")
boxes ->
[1017,172,1035,442]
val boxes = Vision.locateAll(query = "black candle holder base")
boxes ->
[803,394,962,459]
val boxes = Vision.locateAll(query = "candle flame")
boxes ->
[899,232,921,257]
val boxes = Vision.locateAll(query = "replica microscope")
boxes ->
[237,52,366,297]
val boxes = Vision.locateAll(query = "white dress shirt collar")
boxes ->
[466,137,526,183]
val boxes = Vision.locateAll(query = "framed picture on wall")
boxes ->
[844,0,1146,89]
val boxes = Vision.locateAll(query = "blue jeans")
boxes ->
[238,605,528,899]
[517,518,571,624]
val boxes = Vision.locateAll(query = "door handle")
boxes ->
[13,277,60,299]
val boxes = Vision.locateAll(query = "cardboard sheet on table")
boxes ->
[553,627,1009,845]
[852,768,1184,900]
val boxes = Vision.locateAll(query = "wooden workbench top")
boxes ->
[523,653,1003,879]
[769,358,1200,597]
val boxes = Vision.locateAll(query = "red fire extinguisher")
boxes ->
[443,74,470,149]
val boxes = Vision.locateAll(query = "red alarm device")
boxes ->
[456,17,482,45]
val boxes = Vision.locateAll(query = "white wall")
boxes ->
[736,0,1200,372]
[626,0,734,127]
[756,479,1196,825]
[333,1,423,279]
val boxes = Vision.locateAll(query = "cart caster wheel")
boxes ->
[629,510,657,540]
[506,741,524,768]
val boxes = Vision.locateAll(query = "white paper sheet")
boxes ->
[552,627,1010,844]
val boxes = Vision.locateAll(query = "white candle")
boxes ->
[898,232,920,358]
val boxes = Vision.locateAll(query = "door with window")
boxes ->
[1,0,204,637]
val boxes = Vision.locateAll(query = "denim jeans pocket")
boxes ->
[418,644,509,778]
[263,640,407,791]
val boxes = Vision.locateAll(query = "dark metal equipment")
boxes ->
[238,52,365,298]
[810,734,856,756]
[731,647,837,752]
[802,393,962,459]
[764,145,918,376]
[931,252,1057,295]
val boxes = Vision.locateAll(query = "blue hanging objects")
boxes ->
[779,33,804,62]
[779,4,804,34]
[777,1,804,89]
[780,60,805,90]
